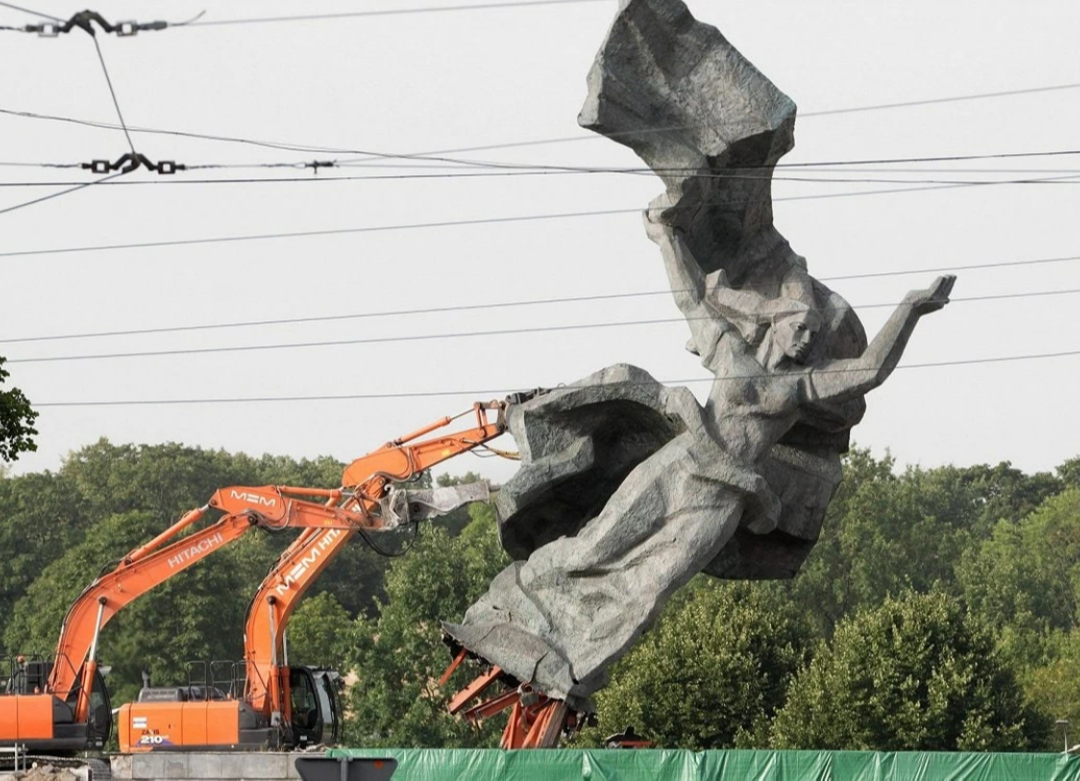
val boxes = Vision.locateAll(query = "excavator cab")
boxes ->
[285,667,341,748]
[80,667,113,749]
[56,659,113,750]
[1,656,112,752]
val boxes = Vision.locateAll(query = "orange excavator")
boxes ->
[1,399,515,758]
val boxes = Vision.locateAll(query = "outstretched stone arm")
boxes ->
[812,275,955,404]
[643,210,706,313]
[643,208,730,361]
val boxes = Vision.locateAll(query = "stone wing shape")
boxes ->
[580,0,867,393]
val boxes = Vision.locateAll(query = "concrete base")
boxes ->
[110,752,307,781]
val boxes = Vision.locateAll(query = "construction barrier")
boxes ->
[326,747,1080,780]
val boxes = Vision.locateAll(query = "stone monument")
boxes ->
[443,0,953,714]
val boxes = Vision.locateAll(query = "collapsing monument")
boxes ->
[443,0,954,745]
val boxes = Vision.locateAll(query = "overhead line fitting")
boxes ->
[16,9,202,37]
[82,152,184,175]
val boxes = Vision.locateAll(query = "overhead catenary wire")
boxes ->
[6,288,1078,365]
[4,173,1080,257]
[4,81,1080,169]
[0,1,61,22]
[7,171,1080,188]
[0,160,83,168]
[178,0,612,28]
[10,148,1080,179]
[89,35,136,154]
[4,253,1080,344]
[27,349,1080,407]
[408,84,1080,157]
[0,9,139,217]
[0,169,126,216]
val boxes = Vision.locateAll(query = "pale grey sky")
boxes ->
[3,0,1079,483]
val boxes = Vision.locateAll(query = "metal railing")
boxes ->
[0,744,27,773]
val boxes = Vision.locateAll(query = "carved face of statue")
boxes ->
[774,310,820,364]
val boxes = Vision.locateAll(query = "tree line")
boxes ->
[1,438,1078,751]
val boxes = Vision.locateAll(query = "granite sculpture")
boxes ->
[443,0,954,712]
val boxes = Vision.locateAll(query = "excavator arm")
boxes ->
[243,401,509,720]
[49,486,393,725]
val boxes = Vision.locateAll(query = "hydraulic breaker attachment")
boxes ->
[378,482,490,529]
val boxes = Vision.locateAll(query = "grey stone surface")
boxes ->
[443,0,954,710]
[111,752,302,781]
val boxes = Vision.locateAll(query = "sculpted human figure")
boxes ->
[443,0,955,719]
[443,203,954,709]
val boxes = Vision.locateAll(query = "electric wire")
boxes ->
[6,288,1077,365]
[0,169,126,216]
[0,8,138,216]
[0,1,60,22]
[415,84,1080,156]
[28,349,1080,408]
[0,107,424,161]
[12,153,1080,179]
[804,83,1080,118]
[89,34,136,154]
[4,253,1080,345]
[0,160,83,168]
[4,80,1079,169]
[7,171,1080,187]
[181,0,611,28]
[4,172,1078,257]
[6,147,1080,176]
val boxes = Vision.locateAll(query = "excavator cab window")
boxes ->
[314,671,341,745]
[288,668,322,746]
[87,668,112,748]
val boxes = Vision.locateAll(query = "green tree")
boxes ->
[580,582,808,749]
[1022,629,1080,749]
[58,439,266,527]
[1057,457,1080,490]
[344,502,510,747]
[771,450,1063,637]
[287,592,355,669]
[0,470,91,619]
[0,356,37,463]
[771,591,1044,751]
[957,489,1080,667]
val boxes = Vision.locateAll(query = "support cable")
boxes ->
[4,171,1080,188]
[417,83,1080,157]
[89,34,136,154]
[6,288,1078,365]
[3,174,1079,256]
[10,145,1080,178]
[0,1,61,22]
[180,0,611,28]
[3,80,1079,168]
[0,169,126,216]
[27,349,1080,408]
[4,253,1078,344]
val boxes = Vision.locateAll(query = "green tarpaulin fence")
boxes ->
[327,748,1080,780]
